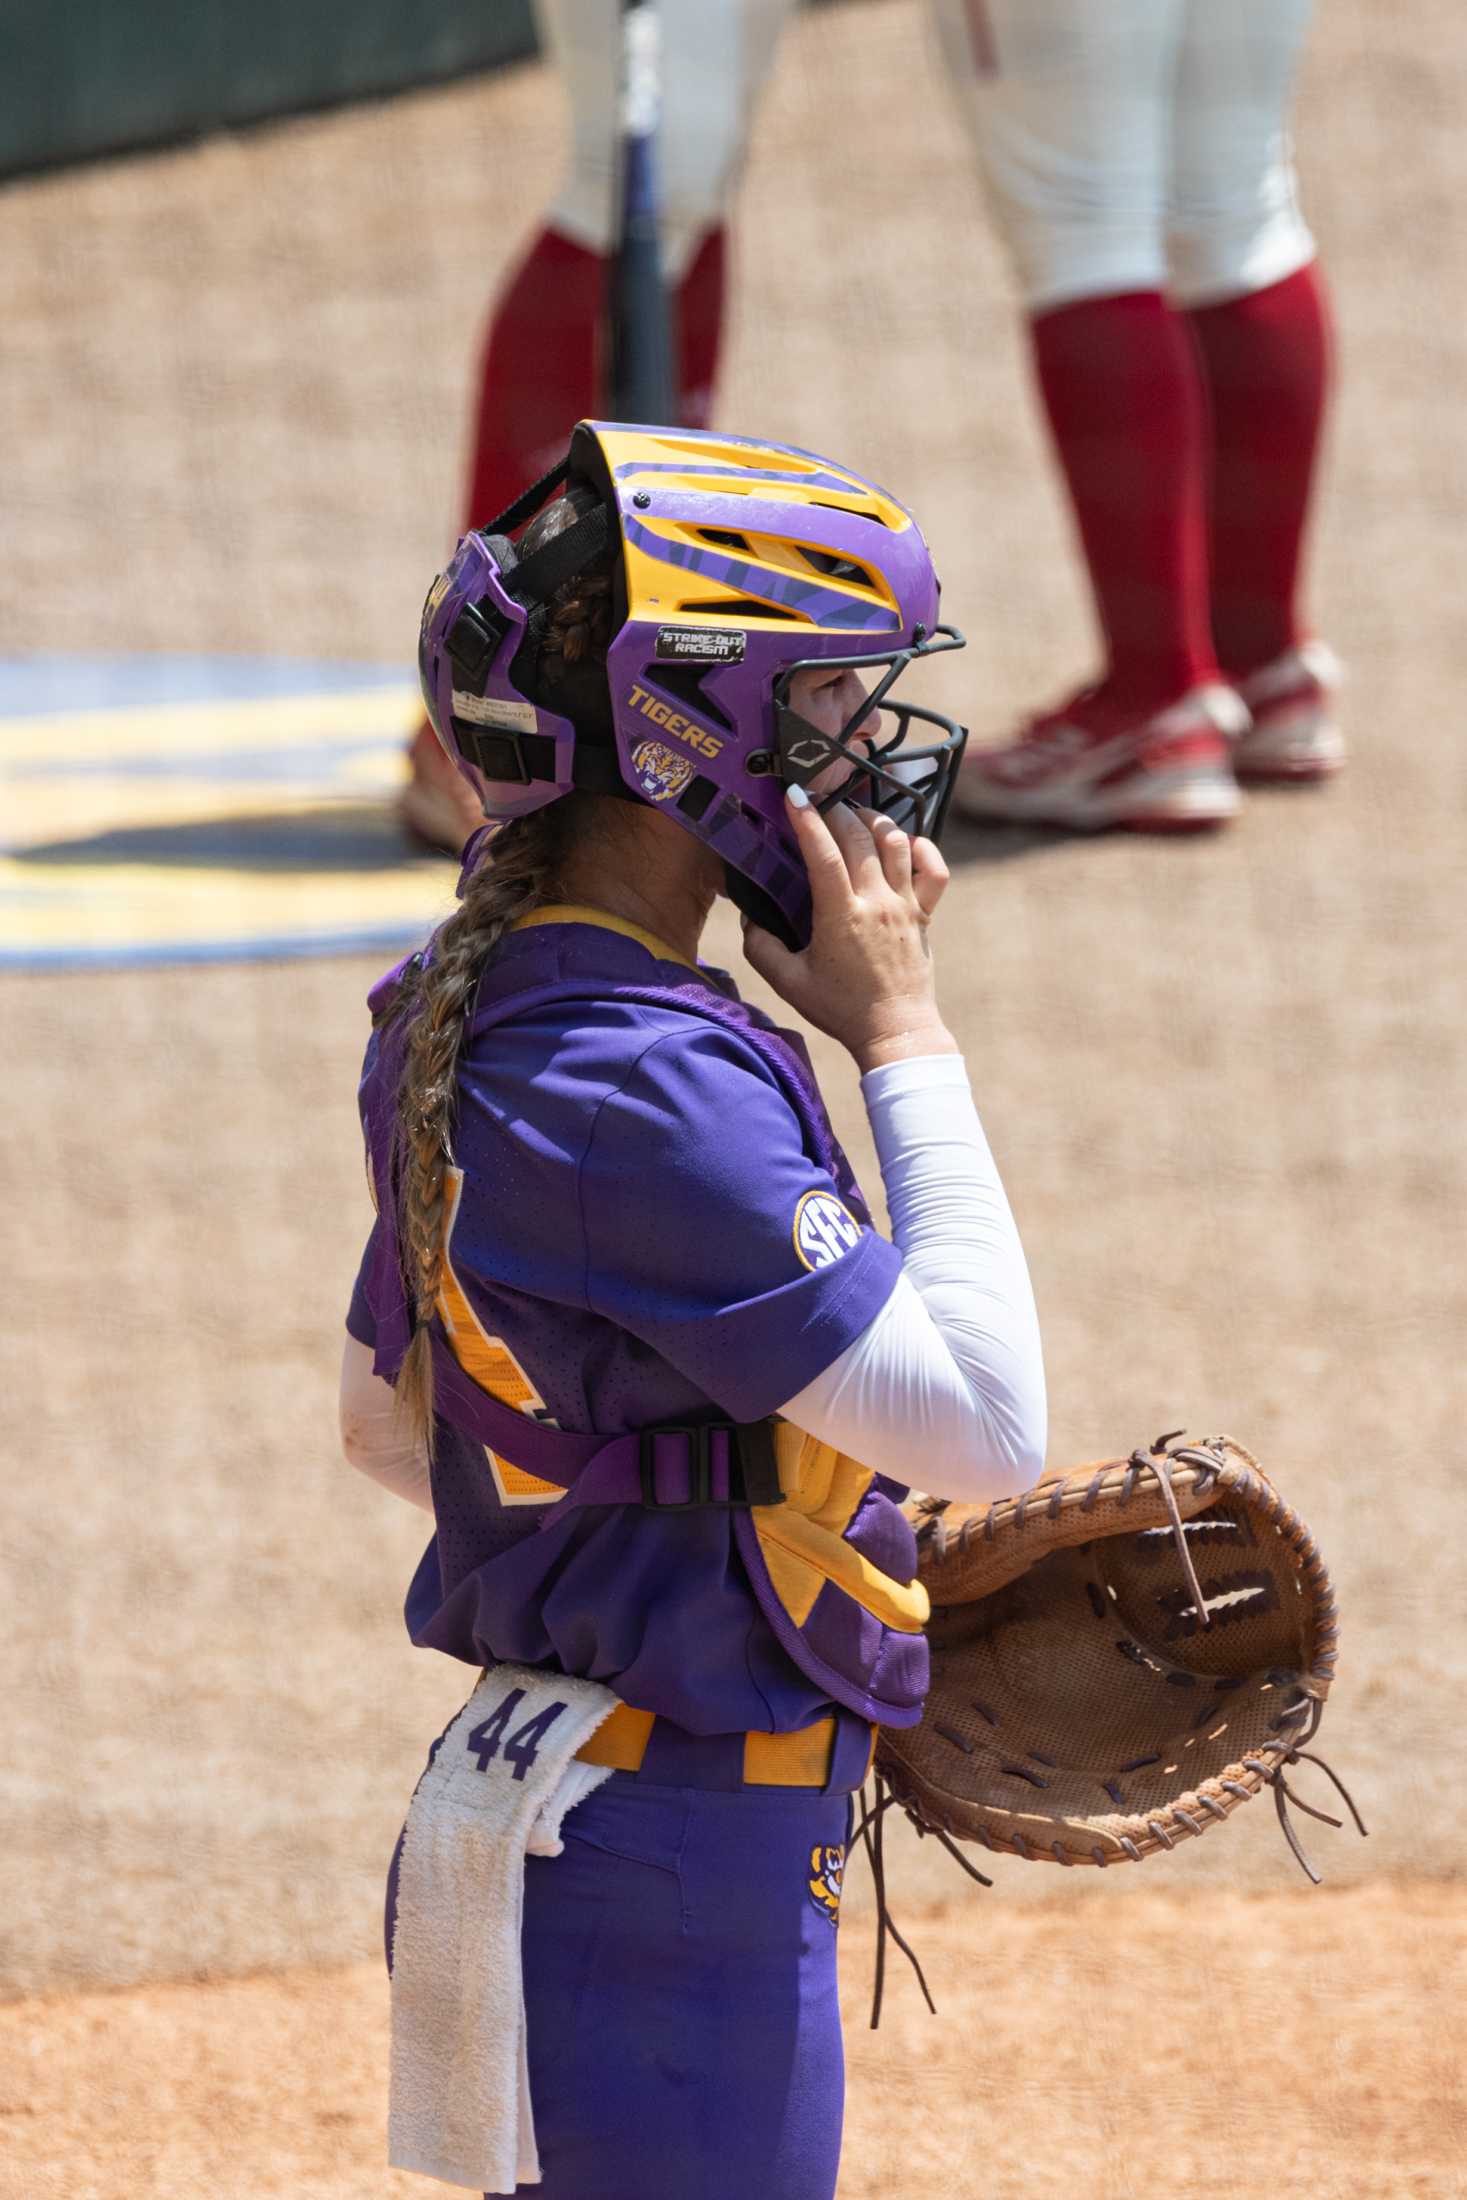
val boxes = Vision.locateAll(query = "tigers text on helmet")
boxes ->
[418,422,968,948]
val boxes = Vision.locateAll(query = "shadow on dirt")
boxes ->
[940,813,1251,867]
[18,805,1225,876]
[941,816,1082,867]
[11,803,447,874]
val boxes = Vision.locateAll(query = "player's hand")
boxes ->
[741,790,960,1073]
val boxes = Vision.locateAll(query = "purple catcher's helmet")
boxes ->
[419,421,968,948]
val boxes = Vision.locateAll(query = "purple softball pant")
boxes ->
[388,1771,854,2199]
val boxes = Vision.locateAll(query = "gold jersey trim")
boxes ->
[437,1168,565,1506]
[511,902,698,972]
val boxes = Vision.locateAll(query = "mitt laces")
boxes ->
[1125,1432,1215,1631]
[1248,1691,1368,1884]
[919,1432,1226,1628]
[851,1772,966,2030]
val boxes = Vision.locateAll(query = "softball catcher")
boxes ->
[348,426,1361,2187]
[344,421,1047,2195]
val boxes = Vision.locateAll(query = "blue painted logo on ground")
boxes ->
[0,656,458,970]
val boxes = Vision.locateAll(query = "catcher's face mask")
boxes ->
[770,628,967,842]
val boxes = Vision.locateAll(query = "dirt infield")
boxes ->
[5,1886,1463,2199]
[2,0,1463,2188]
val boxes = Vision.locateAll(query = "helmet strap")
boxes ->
[454,720,629,799]
[480,456,570,538]
[508,503,613,625]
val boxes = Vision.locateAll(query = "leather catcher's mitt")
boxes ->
[874,1432,1362,1884]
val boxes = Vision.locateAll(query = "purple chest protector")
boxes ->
[360,958,930,1729]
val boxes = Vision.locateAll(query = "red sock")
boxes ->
[461,221,730,531]
[1186,262,1333,680]
[676,225,727,429]
[1029,290,1217,713]
[461,226,605,530]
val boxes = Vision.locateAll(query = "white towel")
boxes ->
[388,1663,620,2193]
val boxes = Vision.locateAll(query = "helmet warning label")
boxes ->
[452,692,538,732]
[654,625,746,664]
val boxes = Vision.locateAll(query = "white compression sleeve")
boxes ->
[338,1333,434,1513]
[776,1056,1047,1502]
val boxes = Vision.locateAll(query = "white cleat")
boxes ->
[1231,642,1346,783]
[953,683,1248,833]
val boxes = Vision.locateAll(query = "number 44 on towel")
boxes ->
[466,1687,568,1781]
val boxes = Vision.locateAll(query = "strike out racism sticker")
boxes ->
[654,625,747,664]
[792,1190,864,1271]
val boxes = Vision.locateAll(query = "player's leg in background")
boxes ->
[460,0,615,530]
[934,0,1245,832]
[468,0,795,521]
[1169,0,1341,781]
[404,0,795,854]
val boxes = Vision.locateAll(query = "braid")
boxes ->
[387,483,616,1447]
[389,807,564,1447]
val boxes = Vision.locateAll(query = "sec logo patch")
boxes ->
[792,1190,863,1271]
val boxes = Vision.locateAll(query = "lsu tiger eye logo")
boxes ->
[792,1190,863,1271]
[808,1844,845,1926]
[630,738,695,803]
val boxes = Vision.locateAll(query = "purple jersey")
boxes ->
[350,910,913,1737]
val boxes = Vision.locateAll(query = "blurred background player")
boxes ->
[400,0,796,852]
[936,0,1341,831]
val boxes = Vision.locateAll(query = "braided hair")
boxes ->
[388,493,617,1447]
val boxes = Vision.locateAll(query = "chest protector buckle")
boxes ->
[638,1419,785,1511]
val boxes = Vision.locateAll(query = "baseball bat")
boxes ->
[609,0,675,425]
